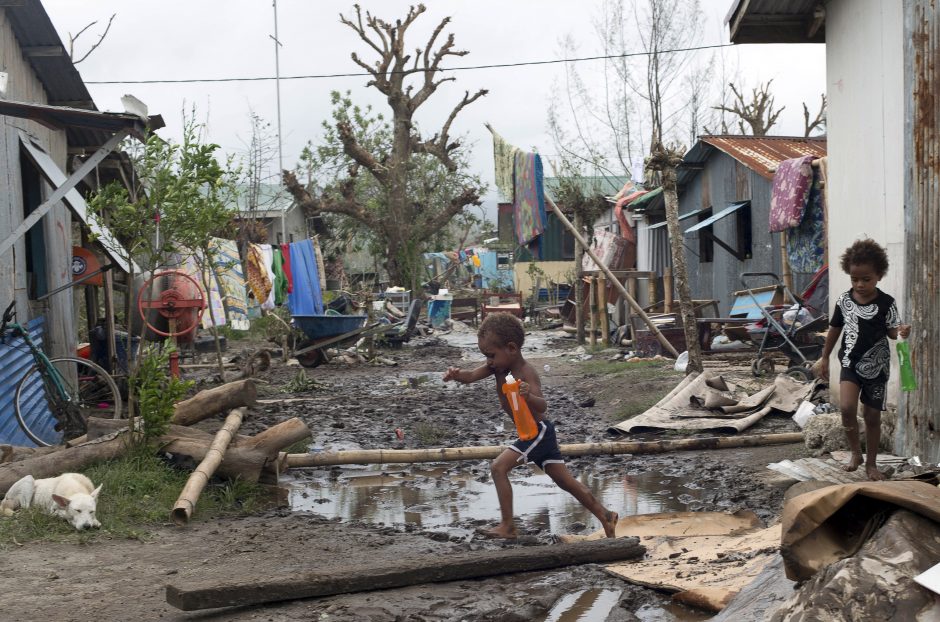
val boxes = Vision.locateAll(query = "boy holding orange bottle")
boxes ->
[444,312,619,539]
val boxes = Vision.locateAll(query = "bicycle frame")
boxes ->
[3,321,74,406]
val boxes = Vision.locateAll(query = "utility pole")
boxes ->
[271,0,286,244]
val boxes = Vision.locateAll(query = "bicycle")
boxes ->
[1,300,122,446]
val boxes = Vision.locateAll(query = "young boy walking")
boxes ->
[444,312,619,538]
[817,239,911,480]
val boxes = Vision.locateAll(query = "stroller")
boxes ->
[741,266,829,380]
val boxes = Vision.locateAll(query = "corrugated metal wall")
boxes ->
[0,316,58,446]
[677,152,814,315]
[898,1,940,462]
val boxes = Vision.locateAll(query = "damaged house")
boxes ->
[0,0,161,443]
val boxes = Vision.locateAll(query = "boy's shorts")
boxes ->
[840,367,888,411]
[509,420,564,469]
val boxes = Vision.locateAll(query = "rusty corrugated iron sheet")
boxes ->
[899,1,940,463]
[698,136,828,180]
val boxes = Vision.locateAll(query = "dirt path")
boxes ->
[0,329,807,622]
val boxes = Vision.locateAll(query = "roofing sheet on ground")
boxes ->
[608,371,817,434]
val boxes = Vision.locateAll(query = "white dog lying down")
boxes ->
[0,473,102,530]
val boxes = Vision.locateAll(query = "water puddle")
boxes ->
[540,589,621,622]
[286,463,716,534]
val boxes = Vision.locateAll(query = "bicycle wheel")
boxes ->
[14,357,123,447]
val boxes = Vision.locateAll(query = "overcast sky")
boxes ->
[43,0,825,208]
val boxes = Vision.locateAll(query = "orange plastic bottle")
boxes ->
[502,373,539,441]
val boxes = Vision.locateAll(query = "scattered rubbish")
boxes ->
[395,428,405,441]
[813,402,834,414]
[791,401,817,429]
[542,589,622,622]
[674,351,689,373]
[578,397,596,408]
[766,453,918,484]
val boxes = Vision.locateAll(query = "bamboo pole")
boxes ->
[171,409,244,525]
[285,432,803,468]
[574,211,585,345]
[545,196,679,357]
[780,231,794,293]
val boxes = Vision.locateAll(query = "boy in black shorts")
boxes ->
[817,239,911,480]
[444,312,618,538]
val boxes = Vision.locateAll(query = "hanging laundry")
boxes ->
[259,244,277,311]
[786,167,826,273]
[770,156,815,232]
[312,237,327,290]
[512,151,547,246]
[491,127,520,201]
[272,248,288,306]
[287,239,324,316]
[279,243,294,294]
[208,238,249,330]
[246,243,273,308]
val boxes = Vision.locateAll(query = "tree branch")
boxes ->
[414,88,488,171]
[70,14,116,64]
[282,170,377,229]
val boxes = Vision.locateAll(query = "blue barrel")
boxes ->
[427,298,452,328]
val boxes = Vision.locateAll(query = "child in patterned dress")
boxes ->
[816,239,911,480]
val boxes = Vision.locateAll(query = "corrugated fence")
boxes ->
[0,316,58,447]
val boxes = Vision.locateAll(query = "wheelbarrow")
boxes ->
[291,314,386,368]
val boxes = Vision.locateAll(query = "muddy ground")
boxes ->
[0,326,811,622]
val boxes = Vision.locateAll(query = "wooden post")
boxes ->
[545,197,679,357]
[597,274,608,344]
[625,276,637,343]
[663,267,674,313]
[647,276,658,313]
[166,537,646,611]
[574,211,585,345]
[779,231,794,293]
[171,409,244,525]
[589,276,597,346]
[102,267,117,374]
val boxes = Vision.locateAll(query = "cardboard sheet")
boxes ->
[609,372,817,434]
[558,510,762,543]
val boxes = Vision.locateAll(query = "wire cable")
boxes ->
[84,42,733,85]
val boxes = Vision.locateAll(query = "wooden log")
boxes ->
[172,379,257,426]
[0,434,129,494]
[171,409,244,525]
[166,536,645,611]
[238,417,311,452]
[285,433,804,468]
[162,438,269,482]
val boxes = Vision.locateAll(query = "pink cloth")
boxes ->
[770,156,815,232]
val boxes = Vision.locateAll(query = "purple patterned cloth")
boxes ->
[512,152,546,245]
[770,155,815,232]
[786,168,826,273]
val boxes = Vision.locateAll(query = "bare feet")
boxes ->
[866,465,886,481]
[842,453,863,472]
[479,524,518,539]
[602,511,619,539]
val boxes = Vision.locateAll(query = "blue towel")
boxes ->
[287,239,324,316]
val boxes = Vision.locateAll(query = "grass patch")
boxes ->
[581,359,675,379]
[0,449,269,549]
[413,422,446,446]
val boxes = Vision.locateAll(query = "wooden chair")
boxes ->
[481,291,524,321]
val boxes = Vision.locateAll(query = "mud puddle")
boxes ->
[435,328,575,361]
[286,462,718,535]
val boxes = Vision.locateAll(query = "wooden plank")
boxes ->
[166,537,646,611]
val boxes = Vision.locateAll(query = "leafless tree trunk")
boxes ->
[713,80,785,137]
[647,144,702,372]
[803,94,827,137]
[284,5,486,289]
[69,14,116,65]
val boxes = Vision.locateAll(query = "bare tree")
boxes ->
[803,94,827,137]
[69,14,116,65]
[284,4,486,289]
[713,80,785,136]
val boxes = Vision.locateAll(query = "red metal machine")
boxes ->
[137,270,206,377]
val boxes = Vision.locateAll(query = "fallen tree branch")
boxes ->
[172,379,258,425]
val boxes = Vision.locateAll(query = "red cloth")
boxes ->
[280,243,294,294]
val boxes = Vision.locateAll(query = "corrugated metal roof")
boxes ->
[680,135,827,185]
[544,176,631,203]
[0,317,58,447]
[726,0,825,44]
